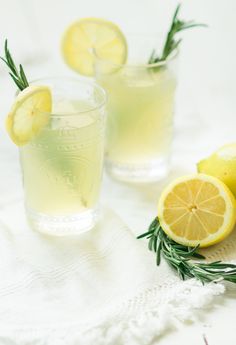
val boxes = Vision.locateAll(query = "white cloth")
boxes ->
[0,196,232,344]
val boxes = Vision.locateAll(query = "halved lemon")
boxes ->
[158,174,236,247]
[6,85,52,146]
[61,17,127,76]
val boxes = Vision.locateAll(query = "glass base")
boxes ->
[106,158,170,183]
[26,206,99,236]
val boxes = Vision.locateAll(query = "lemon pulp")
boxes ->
[158,174,236,247]
[6,85,52,146]
[61,17,127,76]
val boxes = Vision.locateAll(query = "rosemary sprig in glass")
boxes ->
[149,4,207,64]
[0,39,29,90]
[138,217,236,284]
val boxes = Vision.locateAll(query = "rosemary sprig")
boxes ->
[149,4,207,64]
[138,217,236,284]
[0,39,29,90]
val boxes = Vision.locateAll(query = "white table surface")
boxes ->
[0,0,236,344]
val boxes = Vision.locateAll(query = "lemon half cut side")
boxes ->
[158,174,236,248]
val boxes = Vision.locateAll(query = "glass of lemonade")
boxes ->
[19,77,106,235]
[95,35,177,182]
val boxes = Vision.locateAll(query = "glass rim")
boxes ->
[29,76,107,117]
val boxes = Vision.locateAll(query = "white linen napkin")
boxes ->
[0,201,225,345]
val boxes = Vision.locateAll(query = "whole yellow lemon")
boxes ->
[197,143,236,197]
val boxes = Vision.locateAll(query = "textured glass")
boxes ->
[20,78,106,235]
[95,36,177,182]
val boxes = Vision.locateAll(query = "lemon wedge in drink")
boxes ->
[158,174,236,247]
[197,143,236,198]
[6,85,52,146]
[61,17,127,76]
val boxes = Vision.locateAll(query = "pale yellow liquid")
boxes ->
[20,100,105,216]
[97,67,176,167]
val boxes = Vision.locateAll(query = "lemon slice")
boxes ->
[6,85,52,146]
[158,174,236,247]
[61,17,127,76]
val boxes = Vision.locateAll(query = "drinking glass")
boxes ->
[19,77,106,235]
[95,35,177,182]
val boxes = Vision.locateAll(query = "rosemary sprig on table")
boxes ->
[0,39,29,90]
[149,4,207,64]
[138,217,236,284]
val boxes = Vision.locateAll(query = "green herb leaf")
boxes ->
[137,217,236,284]
[149,4,207,64]
[1,39,29,90]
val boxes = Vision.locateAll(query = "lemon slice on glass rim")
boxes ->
[61,17,127,76]
[6,85,52,146]
[158,174,236,247]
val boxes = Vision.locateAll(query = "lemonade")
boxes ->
[19,78,106,235]
[20,103,103,210]
[96,61,177,181]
